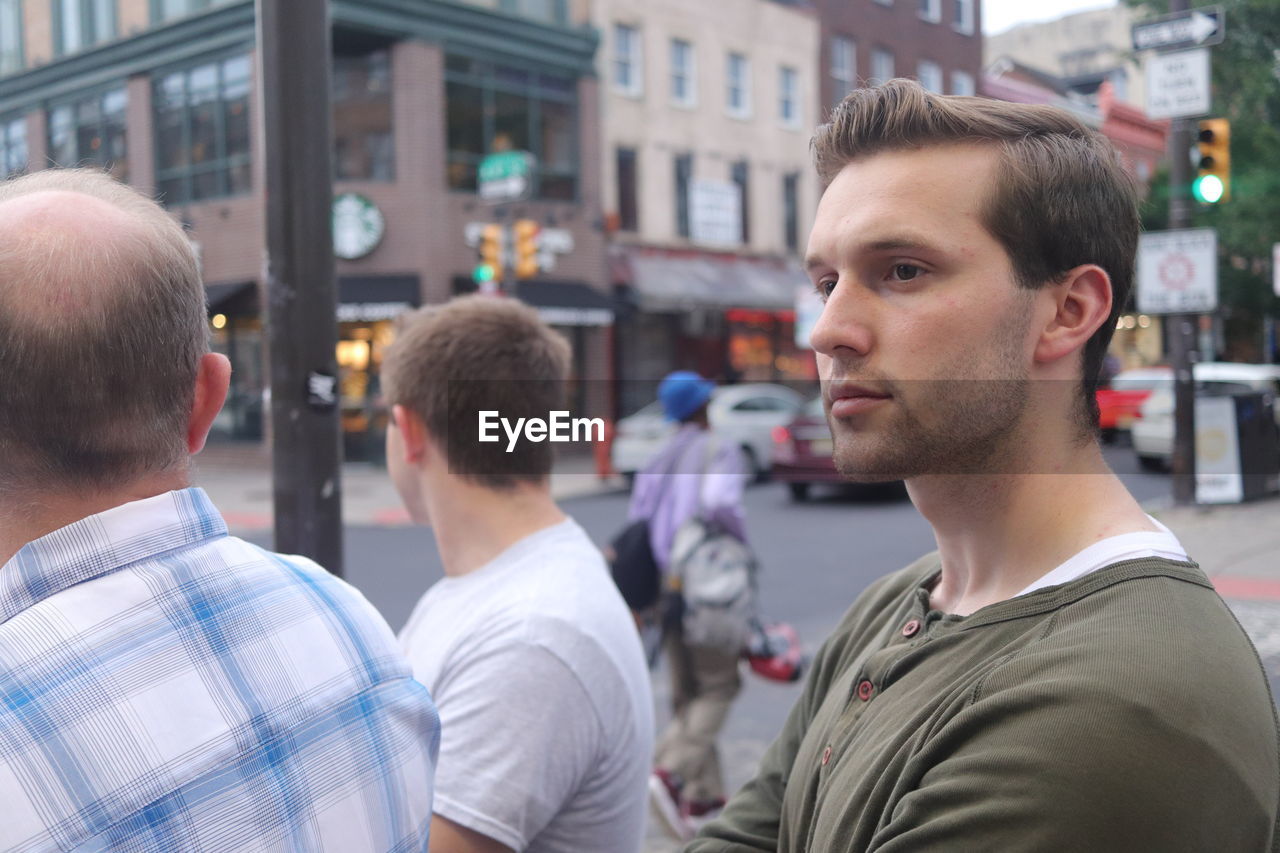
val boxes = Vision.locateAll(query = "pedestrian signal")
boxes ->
[513,219,541,280]
[1193,118,1230,204]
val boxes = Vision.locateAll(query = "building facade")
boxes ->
[594,0,822,414]
[812,0,984,112]
[0,0,611,455]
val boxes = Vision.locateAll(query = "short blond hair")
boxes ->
[382,295,572,488]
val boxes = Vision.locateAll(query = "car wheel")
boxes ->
[1138,455,1167,472]
[740,446,764,483]
[788,482,810,502]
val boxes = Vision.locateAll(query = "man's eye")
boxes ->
[815,279,837,301]
[891,264,922,282]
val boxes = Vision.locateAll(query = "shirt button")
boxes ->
[821,746,832,766]
[857,679,875,701]
[902,619,922,638]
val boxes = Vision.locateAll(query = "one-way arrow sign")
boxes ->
[1133,6,1225,51]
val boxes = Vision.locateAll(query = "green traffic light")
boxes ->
[1192,174,1225,204]
[473,263,497,283]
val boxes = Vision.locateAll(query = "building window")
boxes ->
[613,23,642,97]
[445,56,579,201]
[154,0,236,24]
[154,54,252,205]
[616,146,637,232]
[917,60,942,93]
[830,35,855,107]
[873,0,892,6]
[950,70,975,96]
[497,0,569,25]
[731,160,750,244]
[1,0,22,76]
[1,114,26,177]
[674,152,692,239]
[918,0,941,23]
[48,87,128,181]
[333,49,394,181]
[670,38,695,107]
[726,52,751,118]
[870,48,894,84]
[953,0,975,35]
[778,65,799,127]
[783,172,799,253]
[54,0,114,55]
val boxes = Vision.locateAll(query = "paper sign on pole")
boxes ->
[1137,228,1218,314]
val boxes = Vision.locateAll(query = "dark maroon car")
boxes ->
[771,397,907,501]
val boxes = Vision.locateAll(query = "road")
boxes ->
[246,447,1273,849]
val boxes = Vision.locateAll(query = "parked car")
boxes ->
[1131,363,1280,471]
[770,397,906,501]
[611,383,805,479]
[1096,366,1172,443]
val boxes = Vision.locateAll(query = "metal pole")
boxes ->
[1164,0,1198,506]
[257,0,345,574]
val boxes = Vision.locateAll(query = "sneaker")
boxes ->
[648,769,694,841]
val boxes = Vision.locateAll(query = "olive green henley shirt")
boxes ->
[688,555,1280,852]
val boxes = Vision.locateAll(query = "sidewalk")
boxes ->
[1146,494,1280,601]
[191,443,627,532]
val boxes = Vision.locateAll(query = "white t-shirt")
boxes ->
[399,518,654,853]
[1015,515,1189,598]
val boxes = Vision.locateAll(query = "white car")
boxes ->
[611,383,805,479]
[1131,362,1280,471]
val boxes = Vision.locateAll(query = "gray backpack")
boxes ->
[668,440,757,654]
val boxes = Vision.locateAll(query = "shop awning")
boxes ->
[613,250,807,311]
[205,281,258,316]
[338,275,420,322]
[515,280,615,327]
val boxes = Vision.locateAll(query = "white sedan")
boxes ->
[1131,362,1280,471]
[611,383,805,479]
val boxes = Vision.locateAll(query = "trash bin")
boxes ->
[1195,389,1280,504]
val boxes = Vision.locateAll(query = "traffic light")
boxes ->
[474,223,504,284]
[513,219,542,280]
[1193,118,1230,204]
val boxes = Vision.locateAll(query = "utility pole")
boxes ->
[258,0,345,574]
[1166,0,1197,506]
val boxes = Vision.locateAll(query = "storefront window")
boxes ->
[48,87,128,182]
[209,313,265,441]
[727,308,816,382]
[337,320,398,462]
[444,56,579,200]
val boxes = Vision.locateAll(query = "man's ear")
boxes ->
[1033,264,1113,366]
[188,353,231,455]
[390,404,432,466]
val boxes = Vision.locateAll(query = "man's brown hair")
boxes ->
[812,79,1140,432]
[382,294,572,488]
[0,169,207,491]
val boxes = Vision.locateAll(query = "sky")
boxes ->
[983,0,1118,36]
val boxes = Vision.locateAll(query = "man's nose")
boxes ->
[809,281,873,357]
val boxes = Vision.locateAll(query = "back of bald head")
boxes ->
[0,169,208,493]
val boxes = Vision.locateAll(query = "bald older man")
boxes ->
[0,170,440,851]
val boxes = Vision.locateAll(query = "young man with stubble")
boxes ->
[687,80,1279,852]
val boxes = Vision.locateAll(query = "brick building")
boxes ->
[0,0,611,455]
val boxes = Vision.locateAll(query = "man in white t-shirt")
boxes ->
[383,295,654,853]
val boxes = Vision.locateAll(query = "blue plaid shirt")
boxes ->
[0,488,439,852]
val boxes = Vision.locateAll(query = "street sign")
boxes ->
[478,151,535,203]
[1145,48,1211,120]
[1137,227,1218,314]
[689,180,743,246]
[1132,6,1224,52]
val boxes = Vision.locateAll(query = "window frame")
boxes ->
[612,22,643,98]
[731,159,750,245]
[0,0,23,76]
[950,70,975,96]
[778,64,799,128]
[829,35,855,106]
[782,171,799,254]
[332,48,396,182]
[669,37,696,108]
[46,83,129,180]
[916,59,942,93]
[725,51,752,119]
[152,52,254,206]
[674,152,692,239]
[917,0,941,23]
[444,54,581,202]
[53,0,116,56]
[870,47,894,84]
[953,0,975,35]
[615,145,638,232]
[150,0,235,26]
[0,112,27,178]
